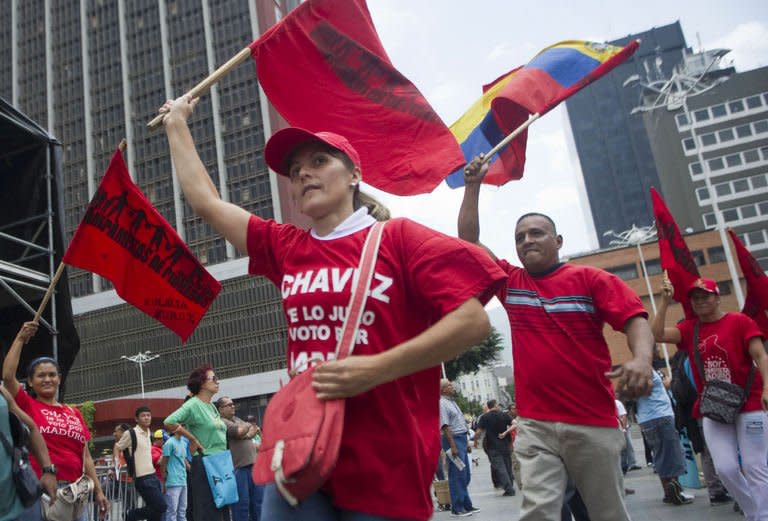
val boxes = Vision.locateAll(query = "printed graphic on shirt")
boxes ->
[39,407,87,444]
[505,288,596,314]
[283,267,393,373]
[698,334,733,382]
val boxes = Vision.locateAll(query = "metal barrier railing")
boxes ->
[85,465,143,521]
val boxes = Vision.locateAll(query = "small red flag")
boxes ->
[248,0,465,196]
[727,229,768,335]
[650,187,700,319]
[63,149,221,342]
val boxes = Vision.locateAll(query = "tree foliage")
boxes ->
[444,327,505,381]
[455,393,483,417]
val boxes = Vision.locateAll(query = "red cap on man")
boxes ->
[687,278,719,296]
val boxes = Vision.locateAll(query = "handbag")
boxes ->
[202,450,239,508]
[41,474,94,521]
[253,221,386,506]
[0,412,41,508]
[692,321,755,424]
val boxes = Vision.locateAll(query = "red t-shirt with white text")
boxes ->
[14,387,90,481]
[498,261,647,427]
[247,216,505,520]
[676,312,764,416]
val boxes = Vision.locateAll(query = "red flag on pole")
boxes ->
[248,0,464,196]
[63,149,221,342]
[727,229,768,335]
[650,187,700,319]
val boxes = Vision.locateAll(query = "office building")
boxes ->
[1,0,303,418]
[639,65,768,270]
[565,22,689,248]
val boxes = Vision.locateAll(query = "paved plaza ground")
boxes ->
[430,428,744,521]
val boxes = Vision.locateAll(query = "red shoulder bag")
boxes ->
[252,221,385,505]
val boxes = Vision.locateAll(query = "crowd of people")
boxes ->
[1,95,766,521]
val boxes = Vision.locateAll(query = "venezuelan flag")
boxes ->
[445,68,525,188]
[446,40,639,188]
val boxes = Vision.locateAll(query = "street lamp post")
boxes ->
[604,225,671,371]
[121,351,160,398]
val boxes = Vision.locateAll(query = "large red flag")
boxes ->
[63,149,221,342]
[727,229,768,335]
[249,0,465,196]
[650,187,700,319]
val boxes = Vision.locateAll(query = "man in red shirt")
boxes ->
[458,157,654,521]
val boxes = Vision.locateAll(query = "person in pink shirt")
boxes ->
[158,96,507,521]
[2,321,109,520]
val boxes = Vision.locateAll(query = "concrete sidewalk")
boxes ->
[430,433,743,520]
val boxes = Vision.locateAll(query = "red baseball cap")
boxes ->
[264,127,361,177]
[688,277,719,296]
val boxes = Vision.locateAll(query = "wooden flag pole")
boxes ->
[147,46,253,129]
[479,113,540,166]
[32,139,129,323]
[33,262,65,323]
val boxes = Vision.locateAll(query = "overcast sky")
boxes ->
[363,1,768,361]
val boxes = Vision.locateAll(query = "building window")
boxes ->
[715,183,731,196]
[719,129,735,142]
[729,100,745,113]
[736,124,753,138]
[754,120,768,134]
[758,257,768,271]
[708,157,724,171]
[691,250,705,267]
[694,109,710,122]
[690,162,703,175]
[741,205,758,219]
[725,154,742,167]
[722,208,739,222]
[744,149,760,163]
[683,138,696,151]
[717,281,732,295]
[700,133,717,146]
[752,174,767,189]
[644,258,662,276]
[703,213,717,227]
[746,95,763,109]
[747,230,766,245]
[710,104,727,118]
[696,186,709,202]
[760,201,768,215]
[733,179,750,193]
[676,113,689,127]
[607,264,638,281]
[707,246,726,263]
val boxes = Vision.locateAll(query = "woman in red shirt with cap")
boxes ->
[651,275,768,520]
[159,96,506,521]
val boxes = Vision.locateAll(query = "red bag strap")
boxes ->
[335,221,385,360]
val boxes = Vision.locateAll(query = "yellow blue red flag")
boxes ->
[446,39,639,188]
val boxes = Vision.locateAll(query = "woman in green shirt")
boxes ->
[165,365,228,521]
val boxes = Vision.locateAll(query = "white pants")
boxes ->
[703,411,768,521]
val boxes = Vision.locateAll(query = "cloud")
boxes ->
[709,21,768,71]
[486,40,540,66]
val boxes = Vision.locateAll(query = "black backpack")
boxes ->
[670,351,698,410]
[122,428,139,478]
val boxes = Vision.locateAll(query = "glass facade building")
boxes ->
[565,22,689,248]
[1,0,292,403]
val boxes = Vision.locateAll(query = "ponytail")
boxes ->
[353,188,390,221]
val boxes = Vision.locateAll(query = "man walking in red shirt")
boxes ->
[458,157,654,521]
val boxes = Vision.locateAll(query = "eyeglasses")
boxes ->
[206,375,219,383]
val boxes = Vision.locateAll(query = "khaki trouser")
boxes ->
[515,417,630,521]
